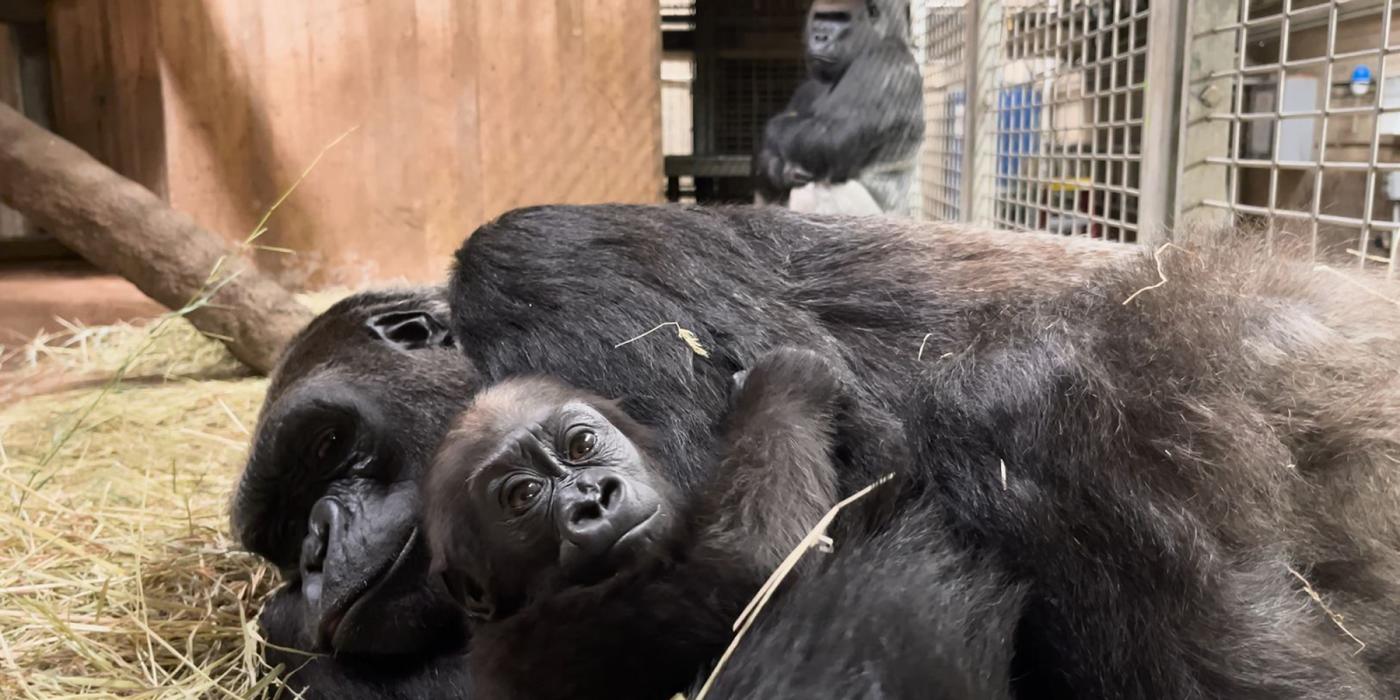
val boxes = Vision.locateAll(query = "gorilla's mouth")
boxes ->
[605,507,662,563]
[320,529,419,650]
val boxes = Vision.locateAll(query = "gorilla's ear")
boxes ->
[367,311,455,351]
[440,568,496,621]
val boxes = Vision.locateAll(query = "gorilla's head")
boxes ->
[424,377,684,622]
[233,288,478,655]
[805,0,910,82]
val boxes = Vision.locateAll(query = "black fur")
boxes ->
[448,203,1400,699]
[692,509,1025,700]
[233,288,477,698]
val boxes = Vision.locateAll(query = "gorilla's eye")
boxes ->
[306,424,354,473]
[505,478,544,514]
[312,428,339,463]
[565,429,598,462]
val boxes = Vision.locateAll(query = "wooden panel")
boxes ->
[47,0,167,197]
[1,22,56,247]
[46,0,662,286]
[475,0,662,216]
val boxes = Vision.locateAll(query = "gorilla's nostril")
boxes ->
[302,498,342,574]
[598,477,622,509]
[301,525,328,573]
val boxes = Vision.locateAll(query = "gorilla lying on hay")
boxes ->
[232,288,477,698]
[436,204,1400,699]
[234,205,1400,698]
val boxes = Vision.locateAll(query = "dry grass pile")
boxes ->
[0,292,346,698]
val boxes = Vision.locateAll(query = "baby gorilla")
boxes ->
[423,348,854,700]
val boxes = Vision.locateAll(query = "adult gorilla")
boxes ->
[755,0,923,215]
[232,288,475,698]
[448,204,1400,699]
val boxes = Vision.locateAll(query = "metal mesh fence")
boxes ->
[907,0,1399,277]
[977,0,1150,243]
[917,2,971,221]
[1182,0,1399,277]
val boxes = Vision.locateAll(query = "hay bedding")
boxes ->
[0,298,342,698]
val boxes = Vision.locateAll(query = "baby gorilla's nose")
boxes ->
[562,474,623,538]
[568,475,622,522]
[557,471,645,556]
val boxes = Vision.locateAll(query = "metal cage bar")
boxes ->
[1180,0,1400,278]
[973,0,1155,244]
[916,1,972,221]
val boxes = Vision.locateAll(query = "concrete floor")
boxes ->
[0,260,165,344]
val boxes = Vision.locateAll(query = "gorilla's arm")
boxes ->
[699,348,847,575]
[694,513,1025,700]
[757,80,828,195]
[777,42,922,182]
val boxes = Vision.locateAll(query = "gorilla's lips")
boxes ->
[560,506,664,584]
[319,529,419,650]
[606,507,662,563]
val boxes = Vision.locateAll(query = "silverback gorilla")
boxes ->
[233,288,476,698]
[439,204,1400,699]
[756,0,923,215]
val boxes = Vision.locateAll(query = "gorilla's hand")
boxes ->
[782,162,815,188]
[739,347,850,414]
[756,147,790,195]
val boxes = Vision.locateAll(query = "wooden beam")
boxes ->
[0,102,312,374]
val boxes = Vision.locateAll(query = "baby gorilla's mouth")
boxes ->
[559,507,664,584]
[606,507,662,561]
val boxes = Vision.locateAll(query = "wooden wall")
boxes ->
[46,0,663,286]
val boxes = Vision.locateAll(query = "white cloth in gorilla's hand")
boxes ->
[786,181,883,217]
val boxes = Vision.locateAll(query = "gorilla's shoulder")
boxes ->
[451,204,811,280]
[462,204,746,250]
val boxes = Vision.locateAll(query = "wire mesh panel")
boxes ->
[693,0,807,157]
[713,57,808,154]
[917,2,970,221]
[1181,0,1400,278]
[975,0,1151,243]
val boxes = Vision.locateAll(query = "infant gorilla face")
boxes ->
[424,377,680,620]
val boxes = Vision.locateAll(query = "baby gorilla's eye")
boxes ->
[505,478,544,513]
[566,429,598,462]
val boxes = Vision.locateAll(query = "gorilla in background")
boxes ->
[755,0,923,215]
[446,203,1400,699]
[232,288,475,699]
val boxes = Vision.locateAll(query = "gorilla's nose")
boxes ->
[558,473,632,552]
[301,498,344,576]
